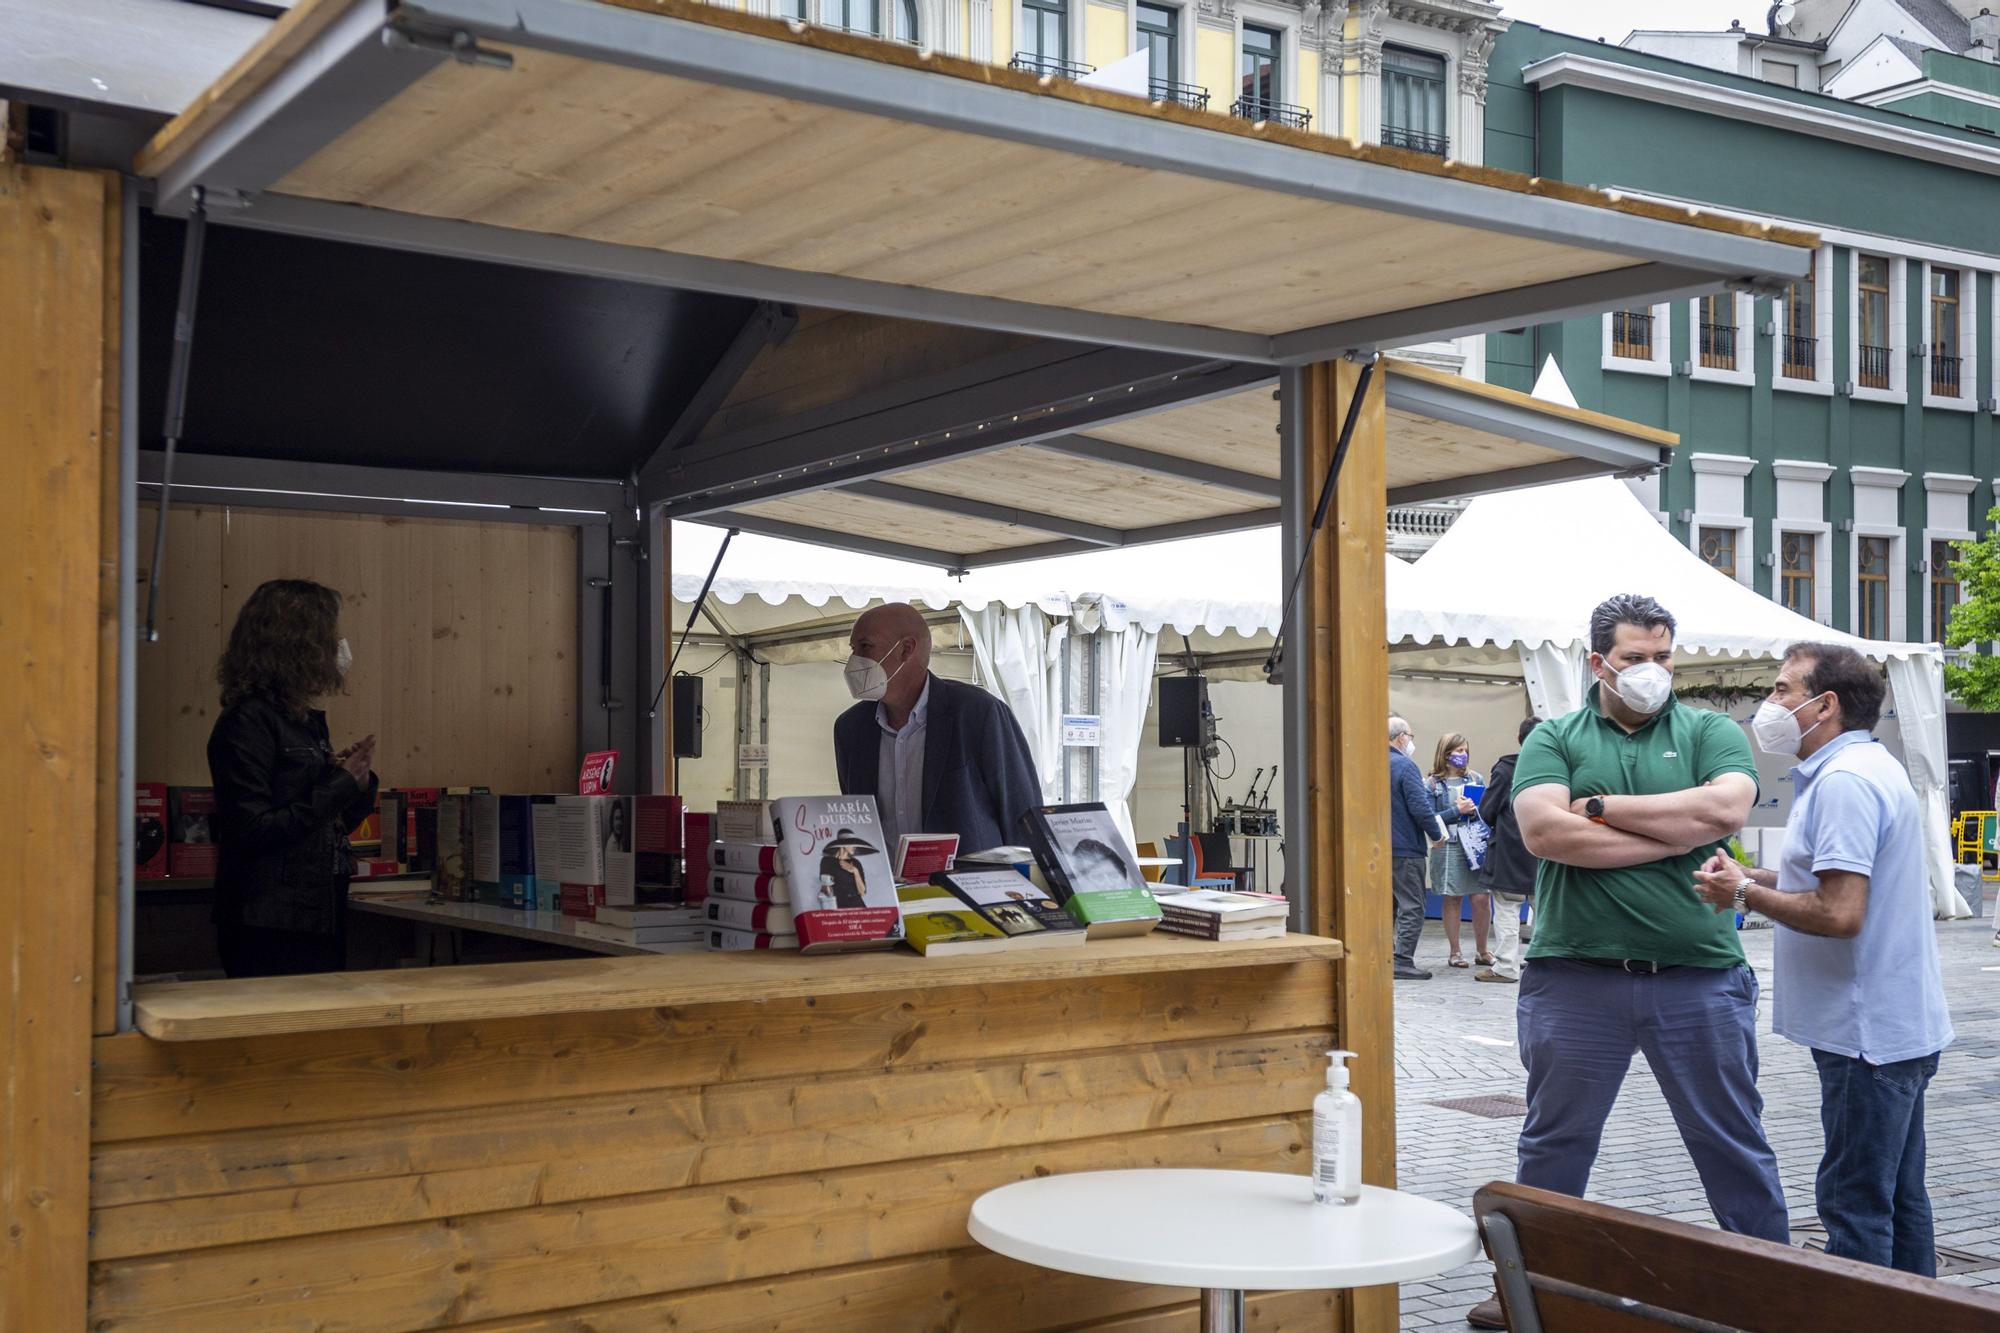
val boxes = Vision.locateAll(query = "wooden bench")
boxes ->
[1473,1181,2000,1331]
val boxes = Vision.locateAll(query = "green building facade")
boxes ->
[1483,22,2000,645]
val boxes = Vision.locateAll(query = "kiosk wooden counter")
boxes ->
[0,0,1817,1326]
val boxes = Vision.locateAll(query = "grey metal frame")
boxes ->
[844,481,1125,546]
[136,450,625,524]
[663,351,1268,515]
[1277,365,1308,932]
[634,301,798,500]
[146,0,1812,365]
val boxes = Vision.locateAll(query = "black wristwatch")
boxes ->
[1584,795,1607,822]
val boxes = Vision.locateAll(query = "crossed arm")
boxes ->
[1515,773,1755,870]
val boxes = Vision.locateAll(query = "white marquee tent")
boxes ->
[673,472,1968,918]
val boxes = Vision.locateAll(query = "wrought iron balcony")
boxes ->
[1698,321,1738,370]
[1780,333,1816,380]
[1858,343,1892,390]
[1231,96,1310,130]
[1011,52,1094,80]
[1932,350,1963,398]
[1610,310,1654,361]
[1149,77,1210,110]
[1381,125,1449,157]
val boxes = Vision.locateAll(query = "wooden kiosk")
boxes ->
[2,2,1813,1327]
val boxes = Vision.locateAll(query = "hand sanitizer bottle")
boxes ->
[1313,1049,1362,1205]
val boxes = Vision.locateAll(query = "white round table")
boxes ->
[968,1169,1481,1333]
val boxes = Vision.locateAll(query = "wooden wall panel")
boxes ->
[1,161,111,1333]
[88,962,1341,1330]
[136,503,578,790]
[94,176,125,1034]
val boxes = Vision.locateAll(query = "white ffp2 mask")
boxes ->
[844,642,909,702]
[1607,661,1672,715]
[335,637,353,679]
[1751,693,1829,757]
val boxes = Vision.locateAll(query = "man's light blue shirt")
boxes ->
[1773,729,1953,1064]
[875,676,930,852]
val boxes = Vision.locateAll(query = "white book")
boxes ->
[594,905,705,929]
[1152,889,1290,921]
[572,920,706,945]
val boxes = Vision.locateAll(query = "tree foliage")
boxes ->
[1942,507,2000,706]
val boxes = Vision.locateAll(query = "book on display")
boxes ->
[1152,889,1290,941]
[707,926,799,951]
[594,904,704,929]
[768,795,903,953]
[1018,803,1161,937]
[434,792,472,901]
[571,919,706,946]
[555,794,612,917]
[706,867,790,903]
[894,833,960,884]
[896,884,1010,956]
[167,786,218,878]
[529,795,561,912]
[930,868,1086,949]
[705,897,795,935]
[712,842,783,875]
[714,800,775,845]
[134,782,168,879]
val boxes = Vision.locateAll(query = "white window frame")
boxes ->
[1922,525,1975,644]
[1128,0,1195,91]
[1689,290,1755,386]
[1849,250,1907,404]
[1602,302,1671,377]
[1234,2,1303,116]
[1691,515,1756,590]
[1920,261,1980,411]
[1013,0,1084,68]
[1772,520,1834,625]
[1849,525,1905,642]
[1774,246,1834,396]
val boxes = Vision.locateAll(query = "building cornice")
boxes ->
[1851,465,1912,489]
[1856,77,2000,114]
[1689,451,1758,477]
[1522,53,2000,179]
[1923,472,1981,495]
[1773,459,1836,483]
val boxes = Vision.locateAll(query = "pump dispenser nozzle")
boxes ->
[1327,1049,1356,1089]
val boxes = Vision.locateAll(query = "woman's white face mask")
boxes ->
[844,639,910,702]
[335,637,353,679]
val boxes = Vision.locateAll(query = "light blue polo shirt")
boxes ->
[1773,730,1953,1064]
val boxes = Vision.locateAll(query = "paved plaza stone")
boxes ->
[1388,910,2000,1328]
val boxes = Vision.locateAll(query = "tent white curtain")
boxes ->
[959,605,1066,804]
[1094,621,1161,850]
[1517,641,1589,720]
[1886,649,1970,918]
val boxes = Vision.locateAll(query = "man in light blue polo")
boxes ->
[1695,641,1952,1275]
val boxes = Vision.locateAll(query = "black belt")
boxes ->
[1568,958,1682,975]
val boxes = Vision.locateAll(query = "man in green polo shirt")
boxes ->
[1464,594,1787,1330]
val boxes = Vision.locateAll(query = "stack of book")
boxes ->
[901,867,1086,954]
[573,903,706,953]
[708,802,797,950]
[1151,889,1289,941]
[1019,803,1162,939]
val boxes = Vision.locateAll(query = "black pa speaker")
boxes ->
[671,675,703,759]
[1157,675,1207,748]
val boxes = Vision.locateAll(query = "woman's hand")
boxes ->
[1456,797,1476,816]
[338,735,376,785]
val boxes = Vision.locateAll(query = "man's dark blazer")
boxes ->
[833,674,1044,853]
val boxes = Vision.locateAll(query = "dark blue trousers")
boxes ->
[1812,1048,1941,1275]
[1515,958,1791,1243]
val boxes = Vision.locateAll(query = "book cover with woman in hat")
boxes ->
[768,796,903,953]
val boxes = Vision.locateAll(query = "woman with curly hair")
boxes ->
[207,578,379,977]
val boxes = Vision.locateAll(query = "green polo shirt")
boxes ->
[1512,685,1758,969]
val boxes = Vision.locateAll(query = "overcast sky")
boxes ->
[1497,2,1774,44]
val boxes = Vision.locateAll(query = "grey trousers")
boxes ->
[1392,857,1427,967]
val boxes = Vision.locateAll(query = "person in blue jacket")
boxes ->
[1389,715,1446,979]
